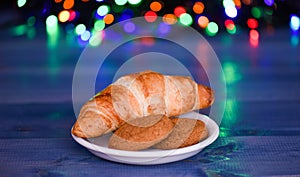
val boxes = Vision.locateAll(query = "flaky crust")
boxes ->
[72,70,214,138]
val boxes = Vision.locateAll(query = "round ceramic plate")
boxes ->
[71,112,219,165]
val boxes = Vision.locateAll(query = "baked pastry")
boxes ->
[108,115,174,151]
[72,70,214,138]
[153,118,208,149]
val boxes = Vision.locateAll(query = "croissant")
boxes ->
[72,70,214,138]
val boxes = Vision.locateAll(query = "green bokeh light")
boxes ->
[17,0,26,7]
[205,22,218,36]
[94,20,105,31]
[222,61,242,84]
[128,0,142,5]
[179,13,193,26]
[27,16,36,26]
[27,28,36,39]
[115,0,127,6]
[291,35,299,47]
[12,25,27,36]
[226,25,237,34]
[89,31,103,47]
[251,7,262,19]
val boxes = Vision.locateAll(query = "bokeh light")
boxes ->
[17,0,299,44]
[290,34,299,47]
[27,27,36,39]
[193,2,204,14]
[80,30,91,41]
[251,7,262,19]
[290,15,300,31]
[17,0,26,7]
[46,15,59,44]
[242,0,252,5]
[174,6,186,17]
[249,29,259,47]
[223,0,238,18]
[58,10,70,23]
[249,38,259,47]
[158,22,171,34]
[68,10,77,21]
[140,37,155,46]
[97,5,110,17]
[225,19,236,34]
[75,24,86,35]
[223,0,235,8]
[128,0,142,5]
[250,29,259,40]
[247,18,258,29]
[12,25,27,36]
[144,11,157,23]
[227,25,236,34]
[223,61,242,84]
[89,31,104,47]
[115,0,127,6]
[179,13,193,26]
[46,15,58,28]
[103,14,114,24]
[123,22,135,33]
[27,16,36,26]
[264,0,274,6]
[150,1,162,12]
[94,20,105,31]
[162,14,177,25]
[225,6,238,18]
[205,22,219,36]
[234,0,242,9]
[197,16,209,28]
[63,0,74,9]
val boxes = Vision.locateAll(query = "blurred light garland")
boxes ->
[14,0,300,46]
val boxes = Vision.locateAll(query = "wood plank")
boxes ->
[0,100,300,139]
[0,136,299,177]
[0,103,75,138]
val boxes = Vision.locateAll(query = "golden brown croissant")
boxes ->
[72,70,214,138]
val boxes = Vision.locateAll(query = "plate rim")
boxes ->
[71,112,219,158]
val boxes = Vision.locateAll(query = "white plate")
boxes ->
[71,112,219,165]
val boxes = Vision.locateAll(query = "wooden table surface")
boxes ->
[1,28,300,177]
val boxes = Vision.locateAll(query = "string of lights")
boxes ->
[11,0,300,47]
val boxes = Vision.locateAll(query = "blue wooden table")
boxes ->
[1,28,300,177]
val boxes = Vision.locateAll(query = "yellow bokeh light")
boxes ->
[58,10,70,23]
